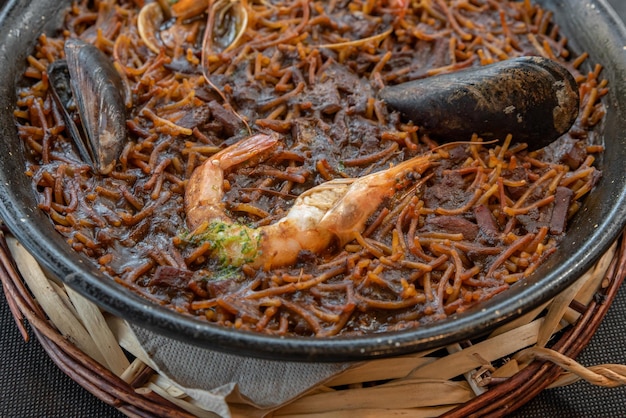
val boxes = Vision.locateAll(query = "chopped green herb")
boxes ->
[180,220,261,267]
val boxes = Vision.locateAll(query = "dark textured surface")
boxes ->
[1,0,626,417]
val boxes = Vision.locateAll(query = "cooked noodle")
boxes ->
[15,0,606,336]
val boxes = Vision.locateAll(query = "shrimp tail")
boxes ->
[216,133,280,171]
[185,133,279,230]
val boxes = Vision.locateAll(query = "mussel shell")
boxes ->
[63,38,127,174]
[47,59,97,168]
[378,56,580,150]
[47,60,72,107]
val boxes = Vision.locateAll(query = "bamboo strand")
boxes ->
[517,347,626,388]
[273,405,457,418]
[326,354,437,386]
[65,286,131,375]
[537,273,590,347]
[409,319,543,380]
[275,379,473,415]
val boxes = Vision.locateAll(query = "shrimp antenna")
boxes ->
[430,138,500,152]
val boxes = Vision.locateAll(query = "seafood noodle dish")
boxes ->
[14,0,606,337]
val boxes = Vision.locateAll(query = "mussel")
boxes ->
[379,56,580,150]
[48,38,128,174]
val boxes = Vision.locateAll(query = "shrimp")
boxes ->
[184,133,437,270]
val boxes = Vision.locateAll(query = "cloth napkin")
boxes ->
[130,325,353,418]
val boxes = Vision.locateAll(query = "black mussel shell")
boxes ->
[48,38,128,174]
[379,56,580,150]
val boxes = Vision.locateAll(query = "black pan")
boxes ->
[0,0,625,362]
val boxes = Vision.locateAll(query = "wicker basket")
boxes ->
[1,227,625,418]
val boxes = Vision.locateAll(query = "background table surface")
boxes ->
[2,1,626,417]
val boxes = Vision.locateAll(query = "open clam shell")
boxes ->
[204,0,248,55]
